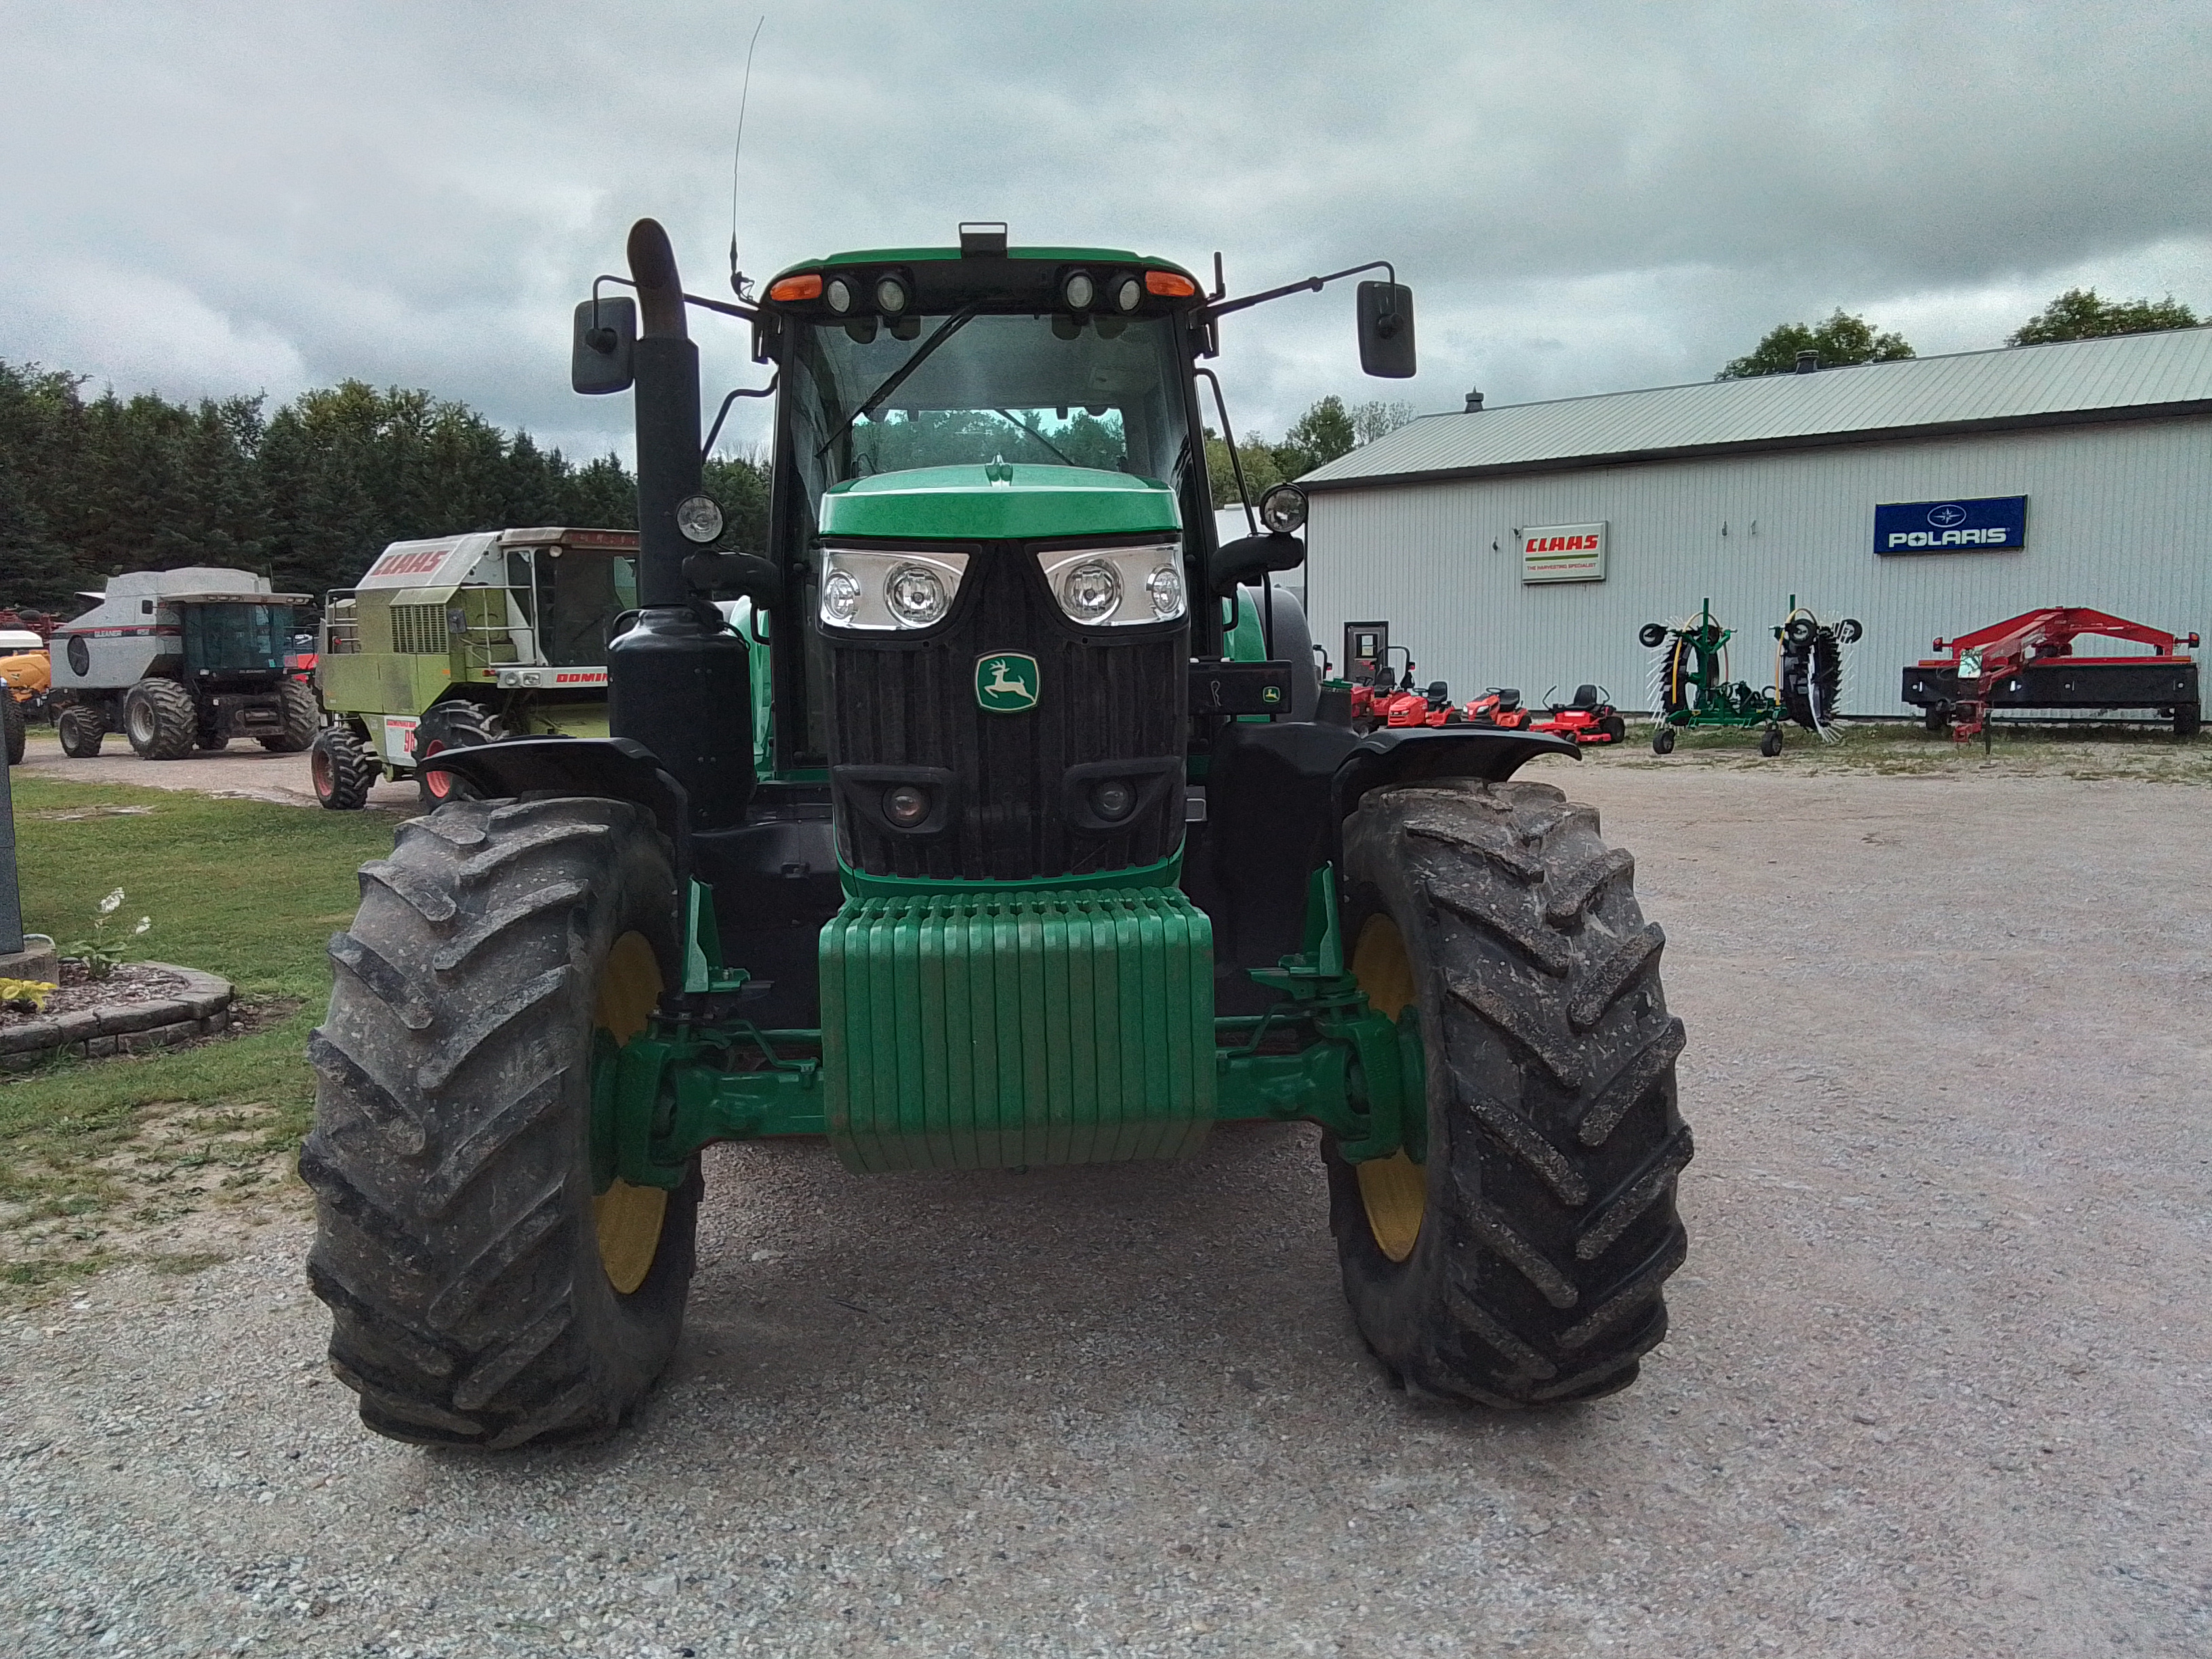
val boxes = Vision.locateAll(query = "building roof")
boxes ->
[1301,325,2212,491]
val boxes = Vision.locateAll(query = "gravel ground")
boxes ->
[3,759,2209,1657]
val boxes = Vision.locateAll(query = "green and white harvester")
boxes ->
[304,219,1693,1448]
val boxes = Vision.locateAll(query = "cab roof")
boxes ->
[769,246,1198,286]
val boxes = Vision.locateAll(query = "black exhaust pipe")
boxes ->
[609,218,756,830]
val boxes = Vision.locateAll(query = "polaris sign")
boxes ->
[1875,495,2027,555]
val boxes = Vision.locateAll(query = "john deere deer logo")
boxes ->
[975,652,1040,713]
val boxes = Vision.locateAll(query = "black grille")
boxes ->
[825,542,1187,881]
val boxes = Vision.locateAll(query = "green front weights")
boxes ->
[590,868,1423,1187]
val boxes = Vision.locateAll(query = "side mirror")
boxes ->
[572,295,638,394]
[1210,531,1304,597]
[1357,281,1416,379]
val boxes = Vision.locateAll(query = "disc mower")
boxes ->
[302,219,1692,1449]
[1900,607,2200,743]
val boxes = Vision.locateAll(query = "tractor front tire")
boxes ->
[310,729,377,811]
[262,680,320,752]
[302,796,699,1448]
[123,678,199,760]
[56,703,104,758]
[2,694,23,767]
[1326,779,1692,1407]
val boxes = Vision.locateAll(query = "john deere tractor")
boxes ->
[304,220,1692,1448]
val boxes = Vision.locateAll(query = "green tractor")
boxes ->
[303,219,1692,1448]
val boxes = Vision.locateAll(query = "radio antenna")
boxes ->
[727,15,766,300]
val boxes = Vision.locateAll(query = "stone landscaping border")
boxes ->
[0,964,235,1071]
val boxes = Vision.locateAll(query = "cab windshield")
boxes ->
[787,312,1193,517]
[182,603,291,672]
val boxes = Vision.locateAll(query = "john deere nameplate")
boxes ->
[975,651,1040,712]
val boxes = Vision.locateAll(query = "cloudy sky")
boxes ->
[5,0,2208,463]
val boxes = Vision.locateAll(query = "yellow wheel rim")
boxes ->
[592,930,668,1295]
[1351,914,1426,1263]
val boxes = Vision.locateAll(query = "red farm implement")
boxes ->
[1901,607,2202,743]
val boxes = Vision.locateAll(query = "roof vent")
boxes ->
[1795,350,1820,373]
[959,222,1008,258]
[1465,388,1485,411]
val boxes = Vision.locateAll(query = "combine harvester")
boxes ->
[1901,607,2200,745]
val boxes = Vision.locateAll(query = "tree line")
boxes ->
[1204,394,1414,509]
[1718,286,2202,380]
[0,363,769,615]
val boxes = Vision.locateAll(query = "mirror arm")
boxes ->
[1202,259,1396,322]
[703,373,779,459]
[590,272,760,328]
[1193,367,1258,539]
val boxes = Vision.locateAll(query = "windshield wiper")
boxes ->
[815,302,982,460]
[990,409,1080,466]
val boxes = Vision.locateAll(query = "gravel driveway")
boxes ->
[3,760,2208,1657]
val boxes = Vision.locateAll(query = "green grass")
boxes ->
[1,775,396,1292]
[1604,718,2212,781]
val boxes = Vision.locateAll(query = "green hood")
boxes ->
[819,464,1181,541]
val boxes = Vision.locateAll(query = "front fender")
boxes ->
[419,737,693,886]
[1330,726,1579,823]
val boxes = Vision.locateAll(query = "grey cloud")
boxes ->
[2,0,2206,463]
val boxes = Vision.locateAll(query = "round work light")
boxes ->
[876,274,910,314]
[825,276,856,314]
[1061,560,1122,622]
[1063,270,1096,310]
[885,562,947,627]
[675,494,724,544]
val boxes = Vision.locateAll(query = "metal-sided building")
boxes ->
[1298,327,2212,717]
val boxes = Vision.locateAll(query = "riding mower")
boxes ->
[1462,687,1537,730]
[302,218,1692,1449]
[1532,685,1626,745]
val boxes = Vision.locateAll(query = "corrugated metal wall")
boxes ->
[1305,415,2212,718]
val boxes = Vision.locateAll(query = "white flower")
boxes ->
[98,888,125,916]
[133,917,151,935]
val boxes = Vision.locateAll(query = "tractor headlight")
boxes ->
[817,547,969,632]
[1113,274,1143,312]
[1258,483,1307,534]
[885,562,949,628]
[825,276,856,314]
[1061,561,1122,622]
[1036,542,1185,628]
[1063,270,1096,310]
[821,569,863,624]
[875,274,910,314]
[1146,560,1183,619]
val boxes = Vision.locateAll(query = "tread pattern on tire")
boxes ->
[301,795,697,1449]
[57,703,105,758]
[312,730,377,811]
[1327,778,1692,1408]
[262,680,319,752]
[125,678,198,760]
[1,693,22,767]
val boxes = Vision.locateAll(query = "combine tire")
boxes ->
[415,702,496,808]
[123,678,198,760]
[261,680,319,753]
[310,729,377,811]
[2,695,22,767]
[56,703,104,758]
[302,796,699,1448]
[1326,779,1691,1407]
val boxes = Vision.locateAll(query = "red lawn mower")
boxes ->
[1531,684,1627,745]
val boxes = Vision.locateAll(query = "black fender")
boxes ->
[1329,725,1578,827]
[418,737,694,890]
[1195,721,1578,986]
